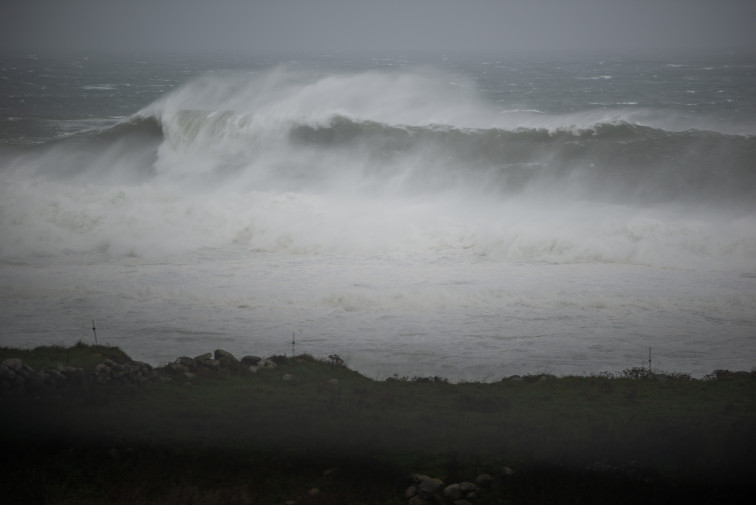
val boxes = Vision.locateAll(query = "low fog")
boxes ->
[2,0,755,55]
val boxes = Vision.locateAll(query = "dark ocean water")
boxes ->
[1,53,754,379]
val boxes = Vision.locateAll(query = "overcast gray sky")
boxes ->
[2,0,755,55]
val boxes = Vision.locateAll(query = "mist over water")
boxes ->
[1,55,755,378]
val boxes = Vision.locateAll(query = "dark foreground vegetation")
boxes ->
[1,343,754,504]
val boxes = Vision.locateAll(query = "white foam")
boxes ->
[2,64,755,380]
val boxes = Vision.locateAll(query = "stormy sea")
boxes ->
[1,52,755,380]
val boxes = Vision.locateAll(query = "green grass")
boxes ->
[1,344,754,504]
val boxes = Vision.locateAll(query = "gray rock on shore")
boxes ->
[1,356,157,395]
[404,473,491,505]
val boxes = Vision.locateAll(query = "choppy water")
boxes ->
[1,53,755,379]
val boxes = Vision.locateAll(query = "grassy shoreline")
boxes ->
[1,343,754,504]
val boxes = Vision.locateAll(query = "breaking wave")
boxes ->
[2,67,755,269]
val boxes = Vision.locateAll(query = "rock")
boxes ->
[410,473,432,483]
[282,373,295,382]
[418,477,444,497]
[199,359,220,370]
[183,372,196,380]
[405,485,419,498]
[0,365,14,380]
[176,356,195,368]
[56,364,81,374]
[247,365,260,374]
[443,483,461,501]
[459,482,478,494]
[45,369,65,383]
[2,358,23,372]
[328,378,339,386]
[24,371,44,389]
[103,359,122,371]
[194,352,213,361]
[498,466,515,478]
[94,363,111,375]
[169,363,189,373]
[241,355,261,365]
[408,496,431,505]
[217,358,239,370]
[475,473,493,488]
[323,468,340,478]
[260,359,277,369]
[214,349,238,362]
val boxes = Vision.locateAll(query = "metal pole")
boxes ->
[92,320,98,345]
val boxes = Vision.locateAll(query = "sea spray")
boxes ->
[1,55,754,379]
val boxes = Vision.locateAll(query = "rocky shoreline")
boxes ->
[0,348,281,396]
[2,344,753,505]
[6,345,752,397]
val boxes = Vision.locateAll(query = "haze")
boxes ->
[2,0,755,56]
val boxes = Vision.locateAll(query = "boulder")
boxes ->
[169,363,189,373]
[459,482,478,494]
[443,483,461,501]
[94,363,111,375]
[405,485,419,499]
[134,361,152,371]
[475,473,494,487]
[103,359,122,371]
[218,358,239,370]
[199,359,220,370]
[25,371,45,389]
[176,356,195,368]
[194,352,213,362]
[241,355,262,365]
[408,496,431,505]
[45,369,66,384]
[323,468,340,478]
[1,358,23,372]
[56,364,81,375]
[418,477,444,497]
[498,466,515,478]
[214,349,238,362]
[0,364,14,381]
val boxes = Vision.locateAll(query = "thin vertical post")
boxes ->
[92,320,98,345]
[648,347,652,373]
[292,332,296,358]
